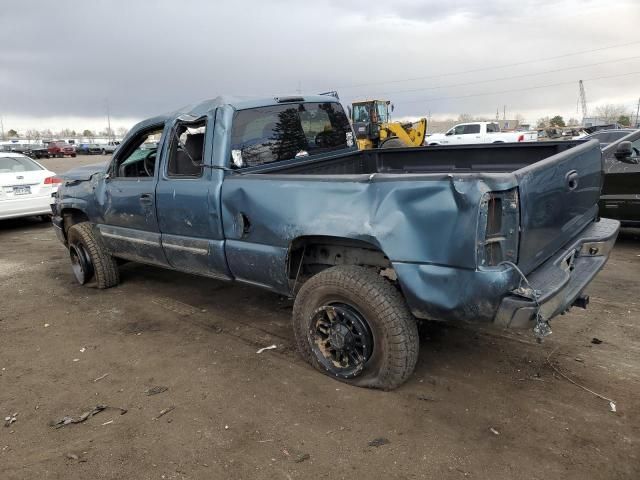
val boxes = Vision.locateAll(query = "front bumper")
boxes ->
[52,214,66,245]
[494,217,620,328]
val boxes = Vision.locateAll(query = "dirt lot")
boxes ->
[1,155,639,479]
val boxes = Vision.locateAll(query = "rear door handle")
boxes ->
[139,193,153,205]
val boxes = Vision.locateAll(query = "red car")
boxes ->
[47,141,76,158]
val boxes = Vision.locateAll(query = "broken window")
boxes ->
[167,121,206,178]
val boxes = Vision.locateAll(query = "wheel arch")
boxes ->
[286,235,397,291]
[61,207,90,238]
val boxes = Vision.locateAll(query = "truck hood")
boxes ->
[61,162,108,181]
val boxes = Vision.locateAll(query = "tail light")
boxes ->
[477,188,520,267]
[517,134,525,142]
[44,176,62,185]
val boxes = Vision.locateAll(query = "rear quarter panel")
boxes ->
[219,173,515,294]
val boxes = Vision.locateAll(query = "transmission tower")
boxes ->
[578,80,588,122]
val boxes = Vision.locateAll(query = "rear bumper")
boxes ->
[0,195,56,220]
[494,217,620,328]
[393,217,619,327]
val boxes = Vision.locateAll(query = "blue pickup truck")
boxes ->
[52,95,619,389]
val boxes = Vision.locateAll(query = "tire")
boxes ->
[292,265,419,390]
[71,154,76,157]
[67,222,119,289]
[380,137,407,149]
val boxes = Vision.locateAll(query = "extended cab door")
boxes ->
[155,114,231,280]
[95,124,168,266]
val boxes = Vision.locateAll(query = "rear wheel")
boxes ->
[67,222,119,289]
[293,265,419,390]
[380,137,407,148]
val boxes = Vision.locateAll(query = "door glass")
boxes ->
[352,104,370,123]
[375,102,389,123]
[113,127,164,178]
[463,124,481,134]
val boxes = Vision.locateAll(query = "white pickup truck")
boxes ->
[426,122,538,146]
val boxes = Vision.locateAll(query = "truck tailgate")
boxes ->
[515,140,602,273]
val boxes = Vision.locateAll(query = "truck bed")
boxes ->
[262,141,583,175]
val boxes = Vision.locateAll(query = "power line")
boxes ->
[336,40,640,90]
[392,70,640,106]
[362,55,640,98]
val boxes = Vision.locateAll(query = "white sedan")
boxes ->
[0,153,61,220]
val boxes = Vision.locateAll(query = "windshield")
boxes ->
[231,102,353,168]
[0,156,42,173]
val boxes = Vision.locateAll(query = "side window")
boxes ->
[464,124,481,134]
[112,127,163,178]
[454,125,466,135]
[486,123,498,133]
[230,102,352,168]
[167,120,206,177]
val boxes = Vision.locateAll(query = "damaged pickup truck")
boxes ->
[52,95,619,389]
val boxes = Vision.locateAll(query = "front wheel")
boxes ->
[67,222,119,289]
[292,266,419,390]
[380,137,407,148]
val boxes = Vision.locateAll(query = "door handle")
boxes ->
[139,193,153,205]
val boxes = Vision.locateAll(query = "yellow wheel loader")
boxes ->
[351,100,427,149]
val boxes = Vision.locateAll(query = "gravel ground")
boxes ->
[0,155,638,479]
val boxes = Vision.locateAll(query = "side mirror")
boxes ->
[391,104,395,112]
[614,141,636,163]
[347,105,352,120]
[445,130,453,136]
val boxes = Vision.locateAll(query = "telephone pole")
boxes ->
[578,80,588,123]
[635,97,640,128]
[105,98,112,143]
[0,115,4,140]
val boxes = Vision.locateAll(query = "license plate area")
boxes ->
[13,186,31,195]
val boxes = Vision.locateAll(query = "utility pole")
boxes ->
[105,98,112,143]
[0,115,4,141]
[578,80,588,123]
[635,97,640,128]
[503,105,506,121]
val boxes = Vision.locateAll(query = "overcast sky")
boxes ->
[1,0,639,132]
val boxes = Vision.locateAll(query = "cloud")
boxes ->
[0,0,638,130]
